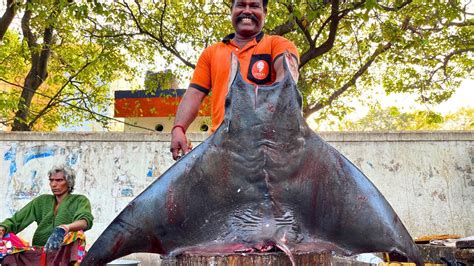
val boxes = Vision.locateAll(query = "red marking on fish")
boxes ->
[111,236,124,255]
[149,235,167,254]
[267,103,276,113]
[357,195,368,202]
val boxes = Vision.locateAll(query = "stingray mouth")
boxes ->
[233,239,297,266]
[234,240,278,253]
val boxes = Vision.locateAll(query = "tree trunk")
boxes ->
[0,0,18,40]
[11,4,53,131]
[11,70,44,131]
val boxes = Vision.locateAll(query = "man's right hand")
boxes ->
[170,126,192,160]
[170,87,206,160]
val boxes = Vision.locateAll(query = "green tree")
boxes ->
[320,105,474,131]
[0,0,132,131]
[442,108,474,130]
[339,105,444,130]
[101,0,473,121]
[1,1,472,131]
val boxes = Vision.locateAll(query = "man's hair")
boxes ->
[231,0,269,9]
[48,165,76,193]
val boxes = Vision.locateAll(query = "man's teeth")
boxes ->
[242,18,252,23]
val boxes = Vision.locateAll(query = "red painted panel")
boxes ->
[114,97,211,117]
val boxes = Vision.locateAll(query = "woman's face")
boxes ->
[49,171,69,197]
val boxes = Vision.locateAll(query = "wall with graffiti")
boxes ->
[0,132,472,250]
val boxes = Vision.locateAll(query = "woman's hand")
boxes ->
[0,226,5,239]
[44,226,67,251]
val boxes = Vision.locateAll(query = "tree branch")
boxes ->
[304,42,393,117]
[269,20,296,36]
[84,29,141,39]
[20,83,155,131]
[284,3,314,46]
[419,19,474,31]
[427,47,474,84]
[122,1,195,69]
[28,59,94,127]
[21,1,37,50]
[0,77,23,88]
[378,0,412,11]
[0,0,20,40]
[300,0,340,67]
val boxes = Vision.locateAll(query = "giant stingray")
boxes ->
[82,53,422,265]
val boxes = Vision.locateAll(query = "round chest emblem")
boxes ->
[251,60,270,80]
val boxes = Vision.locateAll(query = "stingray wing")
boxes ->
[81,136,241,265]
[281,131,422,264]
[82,54,244,265]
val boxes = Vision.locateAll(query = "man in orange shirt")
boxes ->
[170,0,299,160]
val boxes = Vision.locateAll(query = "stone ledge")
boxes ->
[0,131,472,142]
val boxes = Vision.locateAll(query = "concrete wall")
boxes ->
[0,131,472,262]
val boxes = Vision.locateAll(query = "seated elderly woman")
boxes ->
[0,165,93,265]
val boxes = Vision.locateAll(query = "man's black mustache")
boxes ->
[237,13,258,23]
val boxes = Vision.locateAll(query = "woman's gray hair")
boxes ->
[48,165,76,193]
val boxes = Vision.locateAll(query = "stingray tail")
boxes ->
[81,197,165,265]
[275,240,296,266]
[400,244,424,266]
[391,228,423,266]
[81,219,141,265]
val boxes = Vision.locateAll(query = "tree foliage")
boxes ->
[1,0,473,131]
[322,105,474,131]
[0,0,132,131]
[99,0,473,120]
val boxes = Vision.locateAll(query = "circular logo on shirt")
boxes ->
[251,60,270,80]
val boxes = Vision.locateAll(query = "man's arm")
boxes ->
[58,219,88,233]
[274,52,299,83]
[45,218,89,252]
[0,196,39,235]
[170,87,207,160]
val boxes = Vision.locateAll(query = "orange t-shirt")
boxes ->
[190,32,299,132]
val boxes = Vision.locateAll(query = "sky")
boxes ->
[429,80,473,115]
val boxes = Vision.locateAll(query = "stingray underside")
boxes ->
[81,53,422,265]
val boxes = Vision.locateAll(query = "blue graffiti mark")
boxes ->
[31,170,40,192]
[23,146,56,165]
[14,191,37,200]
[147,167,153,177]
[67,153,79,166]
[4,146,17,178]
[8,207,17,216]
[120,188,134,197]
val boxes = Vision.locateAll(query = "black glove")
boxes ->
[44,226,66,252]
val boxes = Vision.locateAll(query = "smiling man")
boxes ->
[170,0,300,160]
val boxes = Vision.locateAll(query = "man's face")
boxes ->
[49,171,69,197]
[231,0,266,38]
